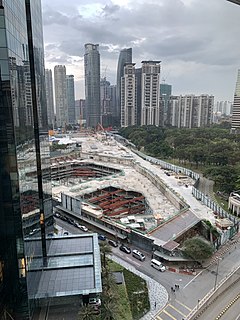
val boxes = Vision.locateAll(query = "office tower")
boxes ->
[116,48,132,125]
[66,74,76,124]
[121,63,137,127]
[141,61,161,126]
[45,69,55,128]
[100,77,113,127]
[168,95,214,128]
[135,68,142,126]
[0,1,52,318]
[231,69,240,133]
[84,43,101,128]
[54,65,68,128]
[100,77,111,115]
[109,84,117,119]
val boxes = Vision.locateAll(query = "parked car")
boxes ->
[119,244,131,254]
[47,232,54,237]
[132,249,145,261]
[108,240,118,247]
[98,234,106,241]
[89,298,101,307]
[151,259,166,272]
[78,225,88,232]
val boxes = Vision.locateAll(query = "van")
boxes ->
[151,259,166,272]
[132,249,145,261]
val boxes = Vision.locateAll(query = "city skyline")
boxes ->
[42,0,240,102]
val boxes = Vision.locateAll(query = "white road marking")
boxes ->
[183,269,204,289]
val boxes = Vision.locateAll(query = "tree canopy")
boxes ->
[119,125,240,194]
[182,237,214,261]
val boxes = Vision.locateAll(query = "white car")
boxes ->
[89,298,101,307]
[76,224,88,232]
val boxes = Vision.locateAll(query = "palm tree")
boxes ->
[77,304,97,320]
[101,299,119,320]
[99,241,112,269]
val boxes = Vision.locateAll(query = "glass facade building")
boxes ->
[0,0,52,318]
[84,43,101,128]
[116,48,132,126]
[45,69,55,129]
[66,74,76,125]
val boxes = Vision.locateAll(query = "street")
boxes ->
[55,217,240,320]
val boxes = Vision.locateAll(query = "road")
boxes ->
[55,216,193,292]
[197,275,240,320]
[55,217,240,320]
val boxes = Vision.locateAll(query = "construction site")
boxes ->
[50,131,238,264]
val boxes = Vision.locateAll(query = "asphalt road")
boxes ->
[197,277,240,320]
[55,217,240,320]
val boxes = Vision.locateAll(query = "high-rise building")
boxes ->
[0,1,52,318]
[54,65,68,128]
[160,82,172,125]
[116,48,132,125]
[168,94,214,128]
[109,84,117,119]
[66,74,76,124]
[135,68,142,126]
[141,61,162,126]
[231,69,240,133]
[100,77,111,115]
[84,43,101,128]
[215,101,233,116]
[121,63,137,127]
[45,69,55,128]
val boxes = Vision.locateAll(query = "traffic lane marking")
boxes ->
[175,299,192,311]
[168,304,187,317]
[163,309,177,319]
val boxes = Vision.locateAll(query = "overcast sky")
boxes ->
[41,0,240,101]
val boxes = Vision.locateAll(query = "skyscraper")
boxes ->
[0,1,52,318]
[116,48,132,125]
[141,61,162,126]
[66,74,76,125]
[231,69,240,133]
[54,65,68,128]
[135,68,142,126]
[121,63,137,127]
[84,43,101,128]
[45,69,55,128]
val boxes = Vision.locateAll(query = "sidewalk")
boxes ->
[203,232,240,268]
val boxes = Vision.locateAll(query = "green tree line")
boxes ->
[119,125,240,194]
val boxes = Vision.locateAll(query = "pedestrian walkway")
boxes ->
[110,255,168,320]
[203,232,240,268]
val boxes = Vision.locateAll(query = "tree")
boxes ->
[99,241,112,269]
[77,305,97,320]
[101,299,119,320]
[182,237,214,261]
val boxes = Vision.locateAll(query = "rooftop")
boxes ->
[25,234,102,300]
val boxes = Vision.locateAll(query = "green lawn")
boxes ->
[108,260,132,320]
[107,260,150,320]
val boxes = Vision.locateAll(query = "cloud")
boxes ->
[101,3,120,16]
[41,0,240,100]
